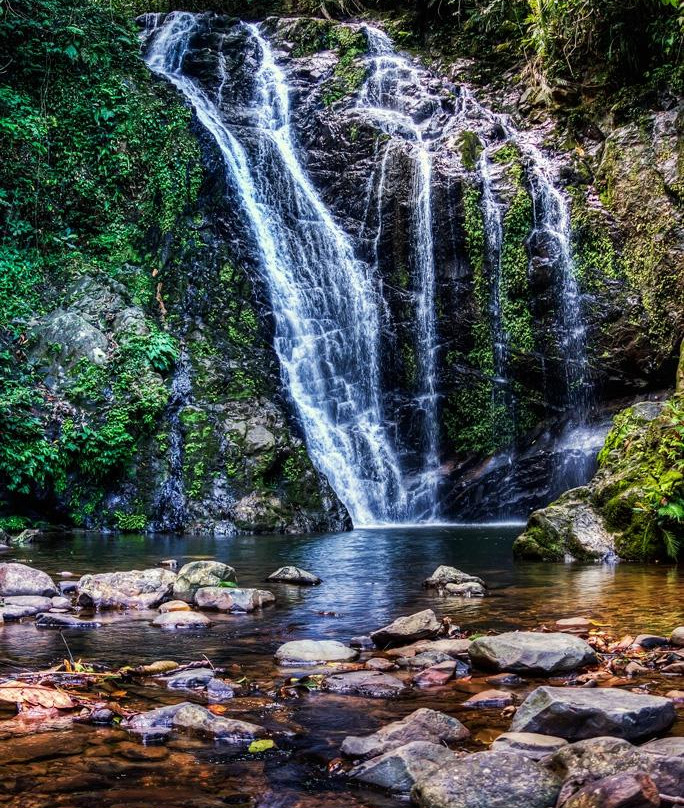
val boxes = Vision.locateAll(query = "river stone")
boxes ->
[0,563,57,597]
[412,750,561,808]
[275,639,358,665]
[173,561,237,601]
[194,586,274,612]
[511,687,675,740]
[462,689,514,708]
[423,565,485,588]
[469,631,596,674]
[366,658,397,671]
[163,667,215,689]
[323,670,408,698]
[77,568,176,609]
[4,595,53,610]
[413,660,461,687]
[51,596,71,609]
[152,611,211,629]
[632,634,669,649]
[670,626,684,646]
[0,604,40,620]
[397,650,453,669]
[207,678,236,702]
[640,737,684,757]
[35,612,101,629]
[371,609,441,648]
[563,772,659,808]
[491,732,568,759]
[350,741,460,794]
[386,638,472,659]
[341,708,470,759]
[444,581,487,597]
[266,566,320,585]
[159,600,191,612]
[171,703,266,740]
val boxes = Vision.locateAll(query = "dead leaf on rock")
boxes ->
[0,680,74,710]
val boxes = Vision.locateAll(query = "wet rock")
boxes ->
[350,741,460,794]
[561,771,659,808]
[444,581,487,597]
[159,600,191,612]
[275,639,358,665]
[397,650,453,669]
[0,562,57,597]
[386,638,471,659]
[670,626,684,647]
[194,586,274,612]
[77,568,176,609]
[469,631,596,674]
[117,741,170,761]
[4,595,53,610]
[632,634,669,649]
[486,672,525,686]
[173,561,237,601]
[124,701,266,741]
[350,635,374,649]
[462,689,514,708]
[207,678,236,702]
[11,528,40,545]
[341,708,469,759]
[371,609,441,648]
[640,737,684,757]
[51,596,71,609]
[414,660,462,687]
[164,667,215,689]
[665,689,684,702]
[365,657,397,671]
[555,617,593,635]
[323,670,408,698]
[59,580,78,595]
[412,750,561,808]
[266,566,320,585]
[492,732,567,759]
[625,661,650,677]
[511,687,675,740]
[661,661,684,673]
[0,732,87,764]
[423,566,485,588]
[35,612,102,629]
[152,611,212,629]
[0,604,40,620]
[548,736,652,783]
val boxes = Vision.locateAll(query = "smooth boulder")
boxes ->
[173,561,237,602]
[163,667,215,689]
[371,609,441,648]
[341,708,469,760]
[152,611,211,630]
[124,702,266,741]
[77,568,176,609]
[469,631,596,674]
[266,566,320,585]
[350,741,460,794]
[35,613,101,629]
[0,563,57,597]
[562,772,659,808]
[511,687,675,741]
[491,732,567,760]
[423,566,485,589]
[275,639,358,665]
[323,670,407,698]
[412,750,561,808]
[194,586,274,613]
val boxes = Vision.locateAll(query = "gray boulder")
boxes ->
[0,563,57,597]
[77,568,176,609]
[163,667,215,689]
[412,750,561,808]
[173,561,237,602]
[397,651,453,669]
[423,566,486,589]
[341,708,469,760]
[350,741,460,794]
[511,687,675,741]
[152,611,211,630]
[323,670,408,698]
[469,631,596,674]
[670,626,684,646]
[444,582,487,597]
[4,595,53,610]
[194,586,274,612]
[491,732,568,760]
[266,566,320,585]
[275,639,358,665]
[124,702,266,741]
[371,609,441,648]
[207,678,236,702]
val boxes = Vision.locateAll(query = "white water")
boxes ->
[145,13,419,526]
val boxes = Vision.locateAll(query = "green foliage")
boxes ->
[114,510,147,531]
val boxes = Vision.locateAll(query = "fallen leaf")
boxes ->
[0,681,74,710]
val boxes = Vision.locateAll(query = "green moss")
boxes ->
[113,510,147,532]
[458,130,483,171]
[321,26,368,106]
[180,408,216,500]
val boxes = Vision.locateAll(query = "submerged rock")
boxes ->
[275,639,358,665]
[173,561,237,601]
[266,566,320,585]
[371,609,441,648]
[163,667,215,689]
[77,568,176,609]
[511,687,675,740]
[444,581,487,597]
[206,678,236,702]
[124,702,266,741]
[35,613,101,629]
[412,750,561,808]
[469,631,596,674]
[342,708,469,760]
[423,566,485,589]
[0,563,57,597]
[323,670,408,698]
[350,741,460,794]
[194,586,274,612]
[462,689,514,708]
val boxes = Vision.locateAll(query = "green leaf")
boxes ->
[248,739,276,753]
[216,581,237,588]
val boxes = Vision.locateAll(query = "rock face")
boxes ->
[350,741,460,794]
[341,708,470,759]
[0,563,57,597]
[412,750,561,808]
[469,632,596,674]
[77,568,176,609]
[265,566,320,585]
[274,639,358,665]
[194,586,274,612]
[511,687,676,740]
[371,610,441,648]
[172,561,237,601]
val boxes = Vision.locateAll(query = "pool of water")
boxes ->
[0,525,682,807]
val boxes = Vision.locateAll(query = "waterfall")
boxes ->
[144,12,418,526]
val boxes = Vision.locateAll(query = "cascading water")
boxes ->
[144,12,421,526]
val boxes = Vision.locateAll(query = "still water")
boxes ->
[0,525,682,808]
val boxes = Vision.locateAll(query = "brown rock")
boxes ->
[365,657,397,671]
[463,689,514,708]
[562,771,659,808]
[413,660,457,687]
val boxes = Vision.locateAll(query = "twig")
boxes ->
[661,796,684,805]
[60,633,75,666]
